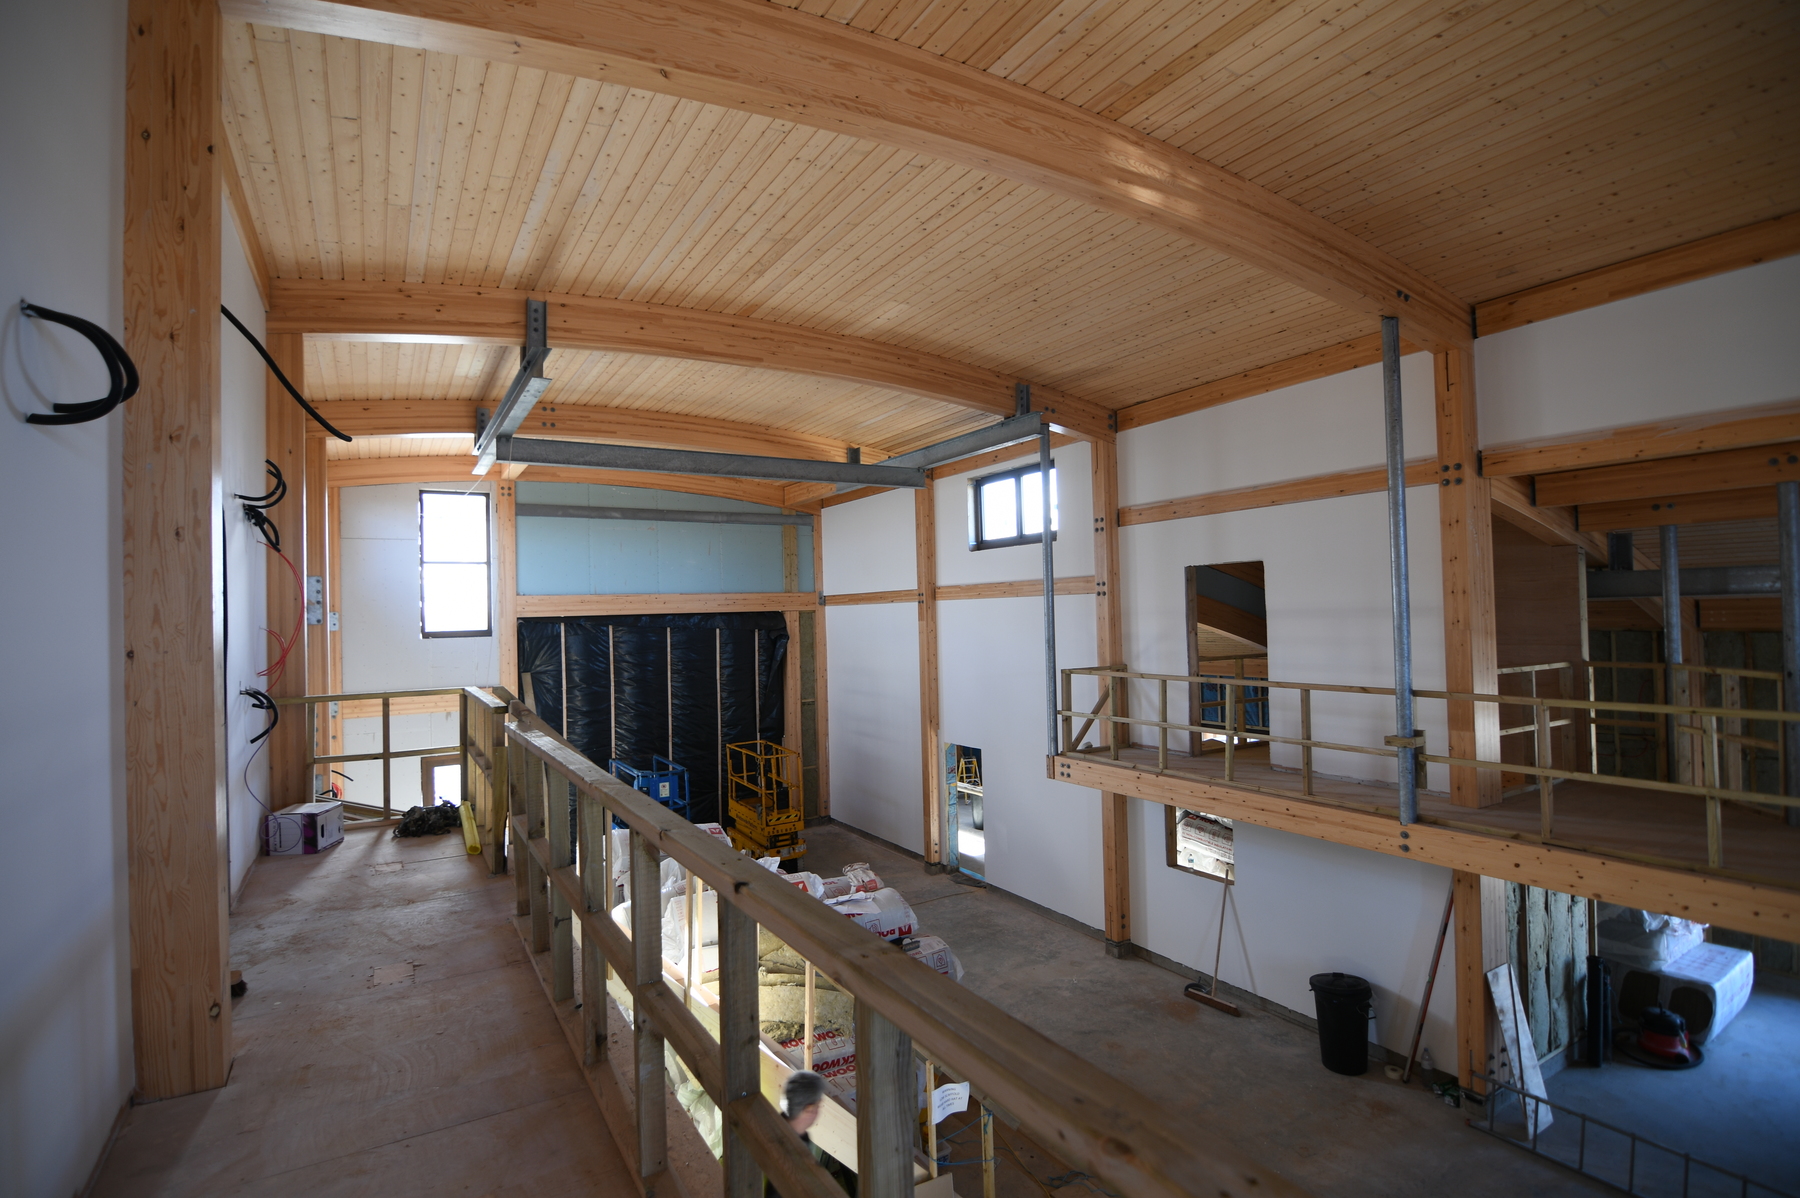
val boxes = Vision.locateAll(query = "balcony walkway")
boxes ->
[91,828,632,1198]
[1071,744,1800,890]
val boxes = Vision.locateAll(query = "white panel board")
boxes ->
[821,487,916,594]
[824,603,923,853]
[1476,255,1800,448]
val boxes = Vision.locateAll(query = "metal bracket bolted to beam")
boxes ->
[473,297,552,475]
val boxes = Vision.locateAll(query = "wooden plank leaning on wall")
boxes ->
[123,0,230,1099]
[264,331,310,809]
[1093,441,1132,957]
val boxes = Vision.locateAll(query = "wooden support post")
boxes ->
[302,434,328,788]
[812,513,831,817]
[855,999,915,1198]
[630,829,669,1182]
[496,479,518,694]
[549,776,574,1002]
[579,790,608,1064]
[1451,869,1483,1092]
[1435,348,1502,808]
[262,330,309,809]
[916,487,943,866]
[1093,441,1132,955]
[123,0,229,1101]
[719,898,761,1198]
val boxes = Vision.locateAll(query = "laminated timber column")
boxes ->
[917,487,944,866]
[496,478,518,694]
[123,0,230,1098]
[1436,348,1502,808]
[1093,441,1131,955]
[1453,870,1508,1094]
[813,513,831,817]
[263,332,309,808]
[302,432,330,777]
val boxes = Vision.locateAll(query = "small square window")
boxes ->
[969,462,1057,550]
[419,491,491,637]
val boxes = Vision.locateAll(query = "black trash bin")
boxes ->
[1309,972,1373,1076]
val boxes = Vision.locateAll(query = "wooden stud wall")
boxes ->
[123,0,231,1100]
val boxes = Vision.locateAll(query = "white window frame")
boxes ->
[418,489,492,639]
[967,460,1058,551]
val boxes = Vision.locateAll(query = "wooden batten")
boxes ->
[1116,333,1422,431]
[123,0,230,1100]
[1119,460,1439,527]
[1475,212,1800,337]
[1480,399,1800,479]
[823,578,1095,605]
[517,592,816,618]
[1576,486,1778,532]
[325,454,793,508]
[1534,440,1800,508]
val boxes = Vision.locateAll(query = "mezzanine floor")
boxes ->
[1073,744,1800,888]
[90,830,631,1198]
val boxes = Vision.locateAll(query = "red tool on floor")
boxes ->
[1184,884,1241,1016]
[1616,1007,1704,1069]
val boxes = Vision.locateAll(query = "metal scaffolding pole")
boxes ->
[1040,429,1059,758]
[1382,316,1417,824]
[1781,481,1800,826]
[1661,524,1682,783]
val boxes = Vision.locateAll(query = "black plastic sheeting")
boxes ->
[517,613,787,825]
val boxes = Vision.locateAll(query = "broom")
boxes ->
[1184,884,1240,1016]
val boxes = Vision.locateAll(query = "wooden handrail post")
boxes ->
[1300,688,1314,796]
[1535,701,1554,841]
[550,774,575,1003]
[528,761,550,952]
[1702,714,1723,869]
[719,897,762,1198]
[855,999,915,1198]
[1158,679,1168,771]
[981,1104,995,1198]
[630,828,668,1181]
[1223,682,1237,782]
[1108,674,1121,760]
[1060,670,1072,752]
[578,789,609,1066]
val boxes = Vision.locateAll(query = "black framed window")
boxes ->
[419,490,491,637]
[968,461,1057,550]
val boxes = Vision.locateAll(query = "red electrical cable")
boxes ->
[257,544,306,691]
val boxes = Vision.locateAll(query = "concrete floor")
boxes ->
[803,821,1611,1198]
[90,828,632,1197]
[1542,979,1800,1193]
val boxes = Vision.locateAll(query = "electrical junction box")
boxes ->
[266,800,344,856]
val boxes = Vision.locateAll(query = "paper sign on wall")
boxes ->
[930,1081,971,1125]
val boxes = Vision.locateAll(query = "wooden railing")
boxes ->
[274,687,511,869]
[491,699,1301,1198]
[1060,665,1800,881]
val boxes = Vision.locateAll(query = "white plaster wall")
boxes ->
[937,594,1103,928]
[0,0,133,1192]
[1130,812,1461,1064]
[1118,353,1435,507]
[220,204,270,899]
[1476,254,1800,448]
[821,487,917,593]
[825,603,924,852]
[935,440,1094,585]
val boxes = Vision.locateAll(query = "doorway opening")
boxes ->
[1185,562,1269,760]
[944,744,985,879]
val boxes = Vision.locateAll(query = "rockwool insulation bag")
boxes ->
[833,888,917,941]
[904,934,964,981]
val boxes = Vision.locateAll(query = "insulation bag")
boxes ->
[833,887,917,941]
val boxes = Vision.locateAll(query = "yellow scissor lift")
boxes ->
[725,740,806,863]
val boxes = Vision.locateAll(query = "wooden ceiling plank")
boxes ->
[1058,0,1215,113]
[252,25,327,279]
[225,29,305,280]
[492,76,613,289]
[1022,0,1186,101]
[954,0,1068,71]
[218,0,1473,352]
[400,50,454,283]
[1576,488,1779,534]
[281,28,348,278]
[1482,400,1800,480]
[419,54,488,282]
[453,64,543,286]
[474,71,583,286]
[320,35,370,279]
[432,59,517,285]
[1535,442,1800,509]
[353,40,394,280]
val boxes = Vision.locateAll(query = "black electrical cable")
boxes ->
[236,460,287,552]
[221,305,352,442]
[20,301,139,425]
[241,688,280,745]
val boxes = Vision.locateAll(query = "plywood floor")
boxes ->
[1087,744,1800,889]
[90,829,631,1197]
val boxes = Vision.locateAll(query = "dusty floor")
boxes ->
[802,821,1612,1198]
[90,828,631,1198]
[1543,978,1800,1192]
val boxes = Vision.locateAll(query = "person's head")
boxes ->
[782,1070,827,1135]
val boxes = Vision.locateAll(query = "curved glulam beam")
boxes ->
[270,279,1113,440]
[227,0,1471,353]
